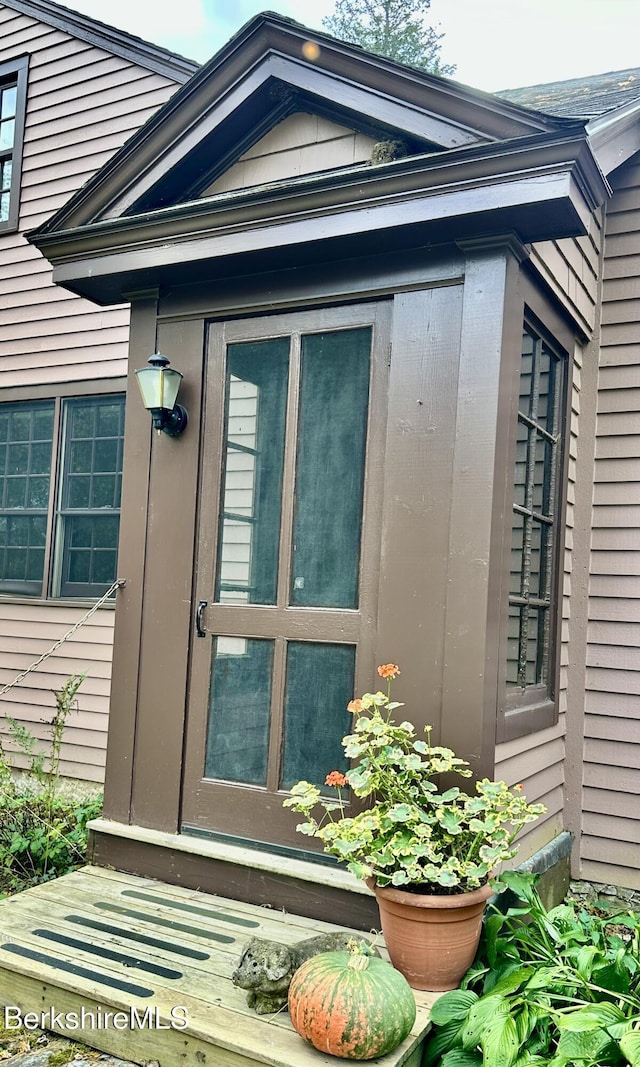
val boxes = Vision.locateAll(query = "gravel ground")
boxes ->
[0,1024,151,1067]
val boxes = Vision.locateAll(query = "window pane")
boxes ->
[91,474,116,509]
[58,396,124,597]
[215,339,289,606]
[68,475,91,509]
[506,604,521,685]
[205,638,273,786]
[513,421,528,508]
[0,118,15,152]
[510,511,524,596]
[525,608,543,685]
[291,328,371,609]
[27,477,49,509]
[535,345,556,433]
[68,549,91,584]
[528,521,548,601]
[281,642,354,791]
[6,476,26,508]
[70,440,92,474]
[1,85,17,120]
[0,402,54,596]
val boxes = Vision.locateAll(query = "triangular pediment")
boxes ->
[32,12,570,235]
[202,113,379,197]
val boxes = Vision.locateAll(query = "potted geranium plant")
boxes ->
[283,664,545,992]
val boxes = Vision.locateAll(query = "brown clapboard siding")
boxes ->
[0,3,189,783]
[530,209,602,335]
[0,4,181,392]
[494,719,566,861]
[586,667,640,694]
[588,621,640,646]
[0,601,114,783]
[592,504,640,527]
[583,785,640,817]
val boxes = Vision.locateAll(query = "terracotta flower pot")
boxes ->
[368,879,493,991]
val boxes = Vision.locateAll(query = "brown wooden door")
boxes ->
[181,303,391,852]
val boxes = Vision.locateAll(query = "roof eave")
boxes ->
[2,0,199,81]
[587,98,640,176]
[29,130,608,306]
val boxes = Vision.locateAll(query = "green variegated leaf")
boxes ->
[525,966,560,990]
[556,1002,625,1032]
[620,1029,640,1066]
[553,1025,615,1066]
[461,996,507,1050]
[480,1013,519,1067]
[430,990,479,1026]
[488,966,534,996]
[593,957,631,995]
[440,1052,483,1067]
[573,944,598,978]
[423,1020,466,1067]
[387,803,413,821]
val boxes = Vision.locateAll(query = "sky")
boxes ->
[59,0,639,92]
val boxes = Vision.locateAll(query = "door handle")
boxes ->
[196,600,208,638]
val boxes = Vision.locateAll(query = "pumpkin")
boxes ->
[288,948,416,1060]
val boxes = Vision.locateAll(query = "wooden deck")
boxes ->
[0,866,437,1066]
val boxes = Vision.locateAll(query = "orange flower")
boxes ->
[347,698,363,713]
[514,783,523,791]
[377,663,400,680]
[325,771,348,788]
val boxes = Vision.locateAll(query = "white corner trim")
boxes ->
[88,818,373,896]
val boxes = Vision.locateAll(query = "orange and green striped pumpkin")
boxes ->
[288,949,416,1060]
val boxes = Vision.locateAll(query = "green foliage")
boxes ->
[0,674,102,894]
[424,870,640,1066]
[284,668,544,892]
[323,0,456,75]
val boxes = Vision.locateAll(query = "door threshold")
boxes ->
[88,818,370,895]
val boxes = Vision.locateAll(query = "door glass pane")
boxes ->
[215,339,289,605]
[205,637,273,786]
[291,328,371,609]
[280,642,354,791]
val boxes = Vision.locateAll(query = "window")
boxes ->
[503,319,567,735]
[0,394,125,599]
[0,57,28,233]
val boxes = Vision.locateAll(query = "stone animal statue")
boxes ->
[232,932,379,1014]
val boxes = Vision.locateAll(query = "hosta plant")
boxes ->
[284,665,544,893]
[424,870,640,1067]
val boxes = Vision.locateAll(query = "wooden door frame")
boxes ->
[180,301,392,849]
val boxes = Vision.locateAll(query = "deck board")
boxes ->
[0,866,436,1066]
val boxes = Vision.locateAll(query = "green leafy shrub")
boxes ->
[424,870,640,1067]
[0,793,102,894]
[0,674,102,895]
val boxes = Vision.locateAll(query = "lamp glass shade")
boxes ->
[135,364,183,413]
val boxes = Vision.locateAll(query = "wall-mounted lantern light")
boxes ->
[135,353,188,437]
